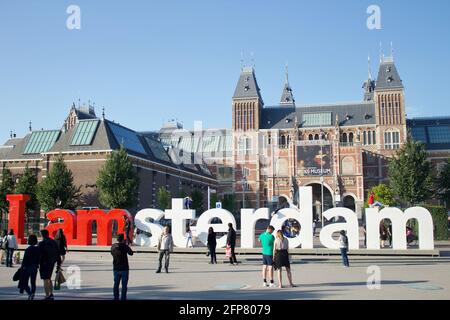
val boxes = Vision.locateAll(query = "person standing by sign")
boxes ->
[368,191,375,207]
[258,225,275,287]
[185,226,194,248]
[207,227,217,264]
[156,226,173,273]
[0,230,7,265]
[339,230,350,267]
[124,216,132,246]
[38,229,61,300]
[226,223,238,265]
[54,229,68,266]
[5,230,18,267]
[18,234,40,300]
[273,230,294,288]
[111,233,134,300]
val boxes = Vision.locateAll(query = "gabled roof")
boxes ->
[232,67,263,102]
[260,102,376,130]
[375,58,404,90]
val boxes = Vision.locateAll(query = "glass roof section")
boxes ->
[23,130,60,154]
[108,122,146,154]
[70,120,100,146]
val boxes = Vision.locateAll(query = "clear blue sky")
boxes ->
[1,0,449,139]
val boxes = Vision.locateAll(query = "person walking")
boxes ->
[156,226,173,273]
[5,230,18,267]
[273,230,294,288]
[18,235,40,300]
[207,227,217,264]
[339,230,350,267]
[312,219,317,237]
[185,226,194,248]
[54,229,68,266]
[258,225,275,288]
[226,223,238,265]
[38,229,61,300]
[111,233,134,300]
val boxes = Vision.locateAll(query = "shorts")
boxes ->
[262,255,273,266]
[39,262,56,280]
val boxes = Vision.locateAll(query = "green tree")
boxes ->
[191,189,204,213]
[97,146,139,209]
[0,168,15,218]
[210,193,219,209]
[222,194,235,213]
[157,187,171,210]
[436,159,450,206]
[15,165,38,214]
[365,183,395,207]
[37,154,81,212]
[388,137,433,206]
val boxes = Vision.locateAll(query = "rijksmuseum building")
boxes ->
[1,53,450,219]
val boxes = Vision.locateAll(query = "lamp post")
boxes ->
[320,130,325,228]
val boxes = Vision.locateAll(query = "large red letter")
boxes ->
[6,194,30,245]
[76,209,132,246]
[45,209,77,245]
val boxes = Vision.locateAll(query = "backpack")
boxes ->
[1,237,8,250]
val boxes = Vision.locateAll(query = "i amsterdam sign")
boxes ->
[6,187,435,250]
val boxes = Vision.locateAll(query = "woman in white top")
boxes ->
[273,230,295,288]
[5,229,18,267]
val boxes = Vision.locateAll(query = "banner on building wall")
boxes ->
[297,143,332,176]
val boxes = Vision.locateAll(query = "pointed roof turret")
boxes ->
[280,65,295,107]
[375,54,403,90]
[232,66,263,103]
[363,56,376,101]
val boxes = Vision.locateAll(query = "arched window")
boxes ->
[280,135,286,148]
[368,131,372,145]
[314,134,319,140]
[342,133,348,143]
[372,131,376,144]
[348,132,354,144]
[363,131,367,145]
[308,134,313,141]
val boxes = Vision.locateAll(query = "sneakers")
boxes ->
[269,283,276,288]
[263,282,268,287]
[44,294,54,300]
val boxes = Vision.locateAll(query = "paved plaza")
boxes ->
[1,250,450,300]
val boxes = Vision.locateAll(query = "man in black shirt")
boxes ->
[111,233,134,300]
[38,229,61,300]
[226,223,238,265]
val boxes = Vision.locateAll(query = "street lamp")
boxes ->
[319,130,325,228]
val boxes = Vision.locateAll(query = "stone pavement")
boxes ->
[1,251,450,300]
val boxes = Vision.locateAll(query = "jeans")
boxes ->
[6,248,14,267]
[158,250,170,271]
[208,245,217,263]
[340,248,349,267]
[229,246,237,264]
[113,270,129,300]
[186,237,194,248]
[21,266,38,295]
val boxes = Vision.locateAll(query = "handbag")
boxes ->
[13,268,22,282]
[225,245,231,257]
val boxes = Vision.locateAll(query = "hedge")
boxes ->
[424,205,449,240]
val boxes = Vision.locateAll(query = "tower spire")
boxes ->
[285,62,289,85]
[390,41,394,61]
[368,55,372,80]
[379,42,384,63]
